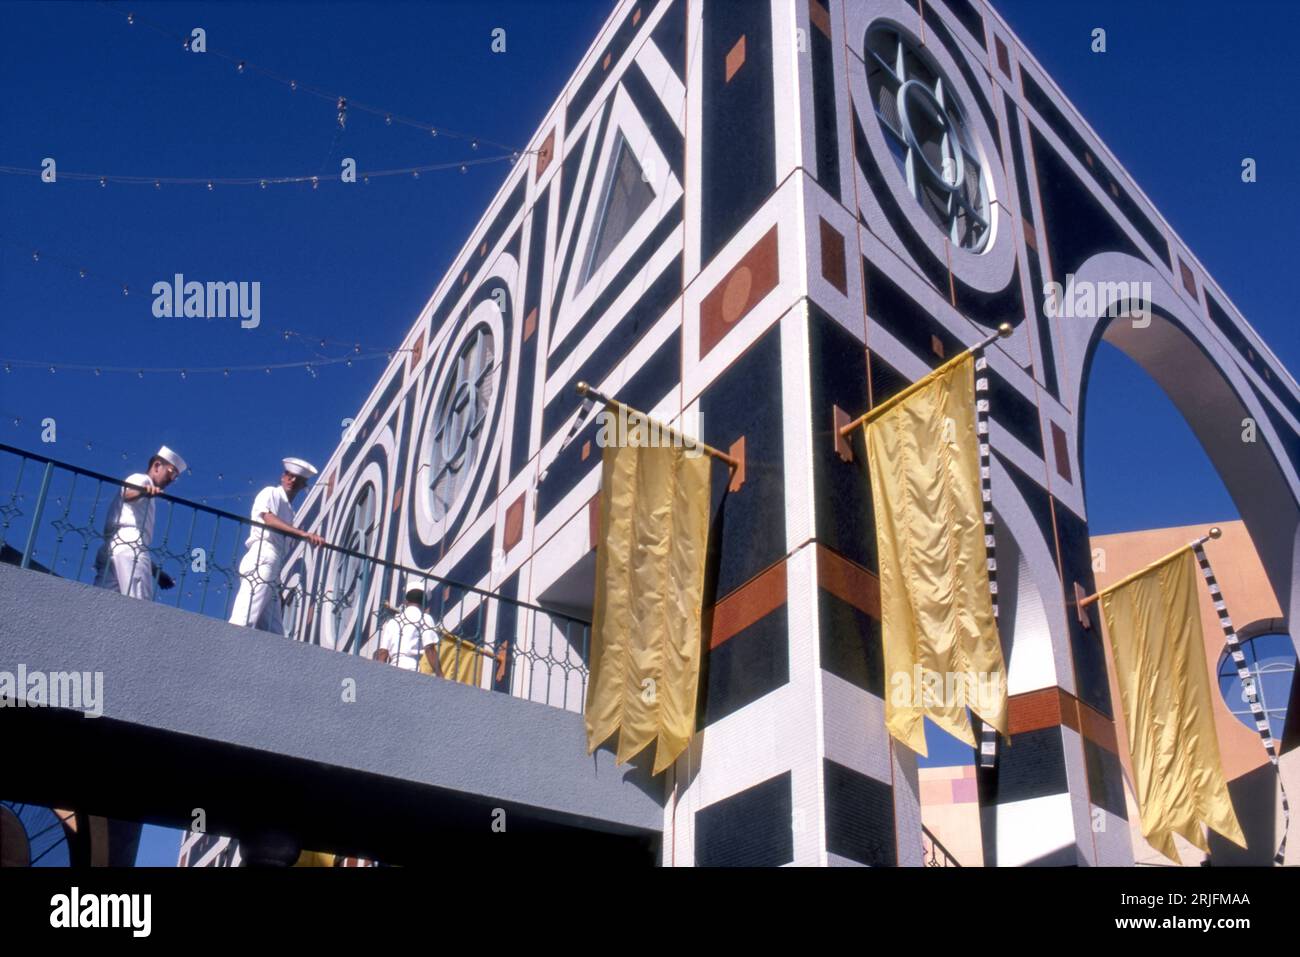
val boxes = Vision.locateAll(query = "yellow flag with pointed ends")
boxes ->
[863,352,1007,756]
[417,633,481,686]
[585,437,712,775]
[293,850,336,867]
[1100,548,1246,862]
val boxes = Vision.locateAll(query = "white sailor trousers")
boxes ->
[228,546,284,634]
[94,537,154,601]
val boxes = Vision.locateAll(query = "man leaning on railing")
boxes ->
[228,457,325,634]
[92,445,186,600]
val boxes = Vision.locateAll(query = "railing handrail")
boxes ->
[920,823,962,867]
[0,441,592,626]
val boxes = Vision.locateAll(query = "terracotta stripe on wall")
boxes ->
[1006,686,1119,754]
[709,559,787,649]
[815,544,880,618]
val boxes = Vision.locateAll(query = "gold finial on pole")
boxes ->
[1077,527,1223,609]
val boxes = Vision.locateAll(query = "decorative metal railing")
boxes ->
[0,442,591,712]
[921,824,962,867]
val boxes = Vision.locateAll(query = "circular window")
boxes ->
[865,24,991,252]
[0,802,86,866]
[331,483,379,644]
[425,324,496,523]
[1217,633,1295,734]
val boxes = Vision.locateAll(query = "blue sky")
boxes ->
[2,1,1296,856]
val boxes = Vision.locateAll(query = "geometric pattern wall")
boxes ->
[283,0,1300,866]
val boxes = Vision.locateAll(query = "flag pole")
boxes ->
[574,381,741,471]
[837,322,1014,438]
[1077,527,1222,609]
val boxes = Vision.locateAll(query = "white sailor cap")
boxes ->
[156,446,187,474]
[282,457,318,478]
[403,578,428,602]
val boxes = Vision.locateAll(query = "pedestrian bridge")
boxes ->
[0,561,662,865]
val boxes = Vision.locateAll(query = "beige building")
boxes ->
[1092,521,1296,866]
[921,520,1297,866]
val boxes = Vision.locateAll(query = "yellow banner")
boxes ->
[293,850,336,867]
[864,352,1007,755]
[1100,548,1246,861]
[417,634,482,686]
[585,439,712,774]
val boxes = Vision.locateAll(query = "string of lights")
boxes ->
[0,352,391,378]
[2,409,285,503]
[0,154,516,189]
[3,239,416,361]
[94,1,531,156]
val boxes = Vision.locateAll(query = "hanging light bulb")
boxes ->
[180,369,187,379]
[282,330,290,340]
[319,339,327,349]
[354,343,360,353]
[223,368,230,377]
[460,164,467,174]
[122,285,129,296]
[93,367,101,376]
[32,250,39,262]
[3,364,11,374]
[385,114,392,126]
[363,175,369,184]
[100,177,107,187]
[265,368,271,375]
[48,365,55,374]
[217,473,224,481]
[260,180,267,189]
[471,139,479,150]
[183,37,191,51]
[412,170,420,179]
[137,370,144,378]
[346,359,353,368]
[311,176,319,190]
[154,180,161,189]
[85,441,92,450]
[236,60,246,74]
[290,79,298,91]
[207,182,214,191]
[336,97,347,129]
[127,12,135,24]
[79,268,87,278]
[430,128,438,138]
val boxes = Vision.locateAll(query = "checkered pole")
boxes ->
[1191,533,1290,865]
[974,348,999,769]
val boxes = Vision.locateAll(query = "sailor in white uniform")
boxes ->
[93,445,186,600]
[375,581,441,673]
[228,457,325,633]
